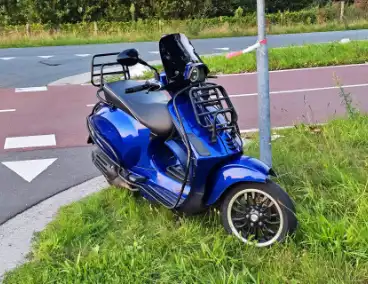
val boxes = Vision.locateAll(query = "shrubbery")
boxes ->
[0,0,350,26]
[1,4,366,37]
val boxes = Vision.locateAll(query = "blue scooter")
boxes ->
[86,33,297,247]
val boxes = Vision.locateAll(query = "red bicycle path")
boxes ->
[0,64,367,154]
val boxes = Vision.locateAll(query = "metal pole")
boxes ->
[256,0,272,167]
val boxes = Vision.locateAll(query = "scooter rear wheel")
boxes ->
[220,181,297,247]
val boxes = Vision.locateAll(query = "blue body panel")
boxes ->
[90,106,151,169]
[205,155,272,205]
[89,80,273,211]
[90,103,191,204]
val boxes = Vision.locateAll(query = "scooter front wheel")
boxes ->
[220,181,297,247]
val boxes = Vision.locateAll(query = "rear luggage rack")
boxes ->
[91,52,130,87]
[188,83,240,143]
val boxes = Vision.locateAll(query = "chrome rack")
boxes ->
[188,82,240,143]
[90,52,130,87]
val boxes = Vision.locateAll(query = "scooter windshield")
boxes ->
[159,33,203,82]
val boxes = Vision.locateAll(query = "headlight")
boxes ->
[189,67,200,82]
[189,66,206,83]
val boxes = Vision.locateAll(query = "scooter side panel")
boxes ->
[90,106,151,169]
[205,155,273,205]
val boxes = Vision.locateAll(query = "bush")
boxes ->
[0,0,337,26]
[2,4,366,37]
[234,7,244,18]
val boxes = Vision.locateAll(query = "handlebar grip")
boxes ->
[125,84,149,94]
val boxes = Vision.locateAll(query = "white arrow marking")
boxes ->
[75,54,91,57]
[2,158,57,182]
[214,47,230,51]
[38,55,54,59]
[0,57,15,61]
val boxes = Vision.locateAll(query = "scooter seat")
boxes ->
[103,80,174,136]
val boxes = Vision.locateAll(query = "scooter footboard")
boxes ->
[205,155,275,206]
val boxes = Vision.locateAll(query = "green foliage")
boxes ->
[0,0,337,26]
[234,6,244,18]
[129,3,136,22]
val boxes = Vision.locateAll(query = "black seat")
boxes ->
[103,80,174,136]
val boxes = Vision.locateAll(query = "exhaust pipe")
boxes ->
[92,148,137,191]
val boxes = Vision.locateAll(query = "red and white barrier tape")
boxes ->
[226,39,267,59]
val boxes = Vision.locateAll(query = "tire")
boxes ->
[220,181,297,247]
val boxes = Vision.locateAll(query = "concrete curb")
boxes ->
[0,175,107,282]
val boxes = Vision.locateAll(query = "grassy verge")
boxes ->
[1,15,367,48]
[108,40,368,81]
[3,90,368,283]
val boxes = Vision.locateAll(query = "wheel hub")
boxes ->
[250,213,259,222]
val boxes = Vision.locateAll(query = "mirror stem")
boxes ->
[138,59,159,78]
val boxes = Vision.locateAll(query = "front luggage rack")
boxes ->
[91,52,130,87]
[188,83,240,143]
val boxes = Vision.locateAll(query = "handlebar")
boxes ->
[125,83,150,94]
[125,79,164,94]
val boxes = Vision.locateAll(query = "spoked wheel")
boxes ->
[220,181,297,247]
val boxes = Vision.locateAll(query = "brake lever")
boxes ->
[145,79,164,93]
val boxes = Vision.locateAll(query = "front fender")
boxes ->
[205,155,274,206]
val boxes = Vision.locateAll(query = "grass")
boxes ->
[107,40,368,82]
[1,19,368,49]
[3,88,368,283]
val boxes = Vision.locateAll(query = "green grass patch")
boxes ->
[3,91,368,283]
[205,40,368,74]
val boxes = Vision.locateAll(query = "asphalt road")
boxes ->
[0,147,100,225]
[0,63,367,224]
[1,29,368,88]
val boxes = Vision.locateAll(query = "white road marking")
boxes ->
[216,63,368,77]
[271,134,284,141]
[87,104,95,107]
[229,83,368,98]
[149,51,160,54]
[0,57,15,61]
[214,47,230,51]
[2,158,57,182]
[15,86,48,93]
[240,123,326,133]
[0,109,16,113]
[340,38,351,44]
[4,134,56,150]
[75,54,91,57]
[38,55,54,59]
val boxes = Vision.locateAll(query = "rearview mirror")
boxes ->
[117,48,139,67]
